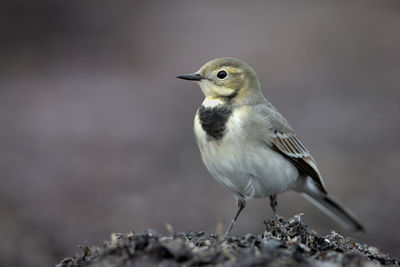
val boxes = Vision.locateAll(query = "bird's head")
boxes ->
[177,58,264,105]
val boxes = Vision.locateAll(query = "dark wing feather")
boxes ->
[271,133,327,194]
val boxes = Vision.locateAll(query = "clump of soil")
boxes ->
[57,215,398,266]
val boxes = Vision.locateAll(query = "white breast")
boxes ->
[194,105,300,200]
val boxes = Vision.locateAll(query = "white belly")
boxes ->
[194,107,300,200]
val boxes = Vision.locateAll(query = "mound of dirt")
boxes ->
[57,215,398,266]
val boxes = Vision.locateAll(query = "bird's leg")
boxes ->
[224,199,246,237]
[269,194,278,219]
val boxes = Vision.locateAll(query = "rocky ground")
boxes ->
[57,215,398,267]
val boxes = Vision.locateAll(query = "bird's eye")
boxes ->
[217,70,227,79]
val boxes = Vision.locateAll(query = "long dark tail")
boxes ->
[299,178,364,232]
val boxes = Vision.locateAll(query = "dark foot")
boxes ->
[269,194,278,219]
[224,199,246,237]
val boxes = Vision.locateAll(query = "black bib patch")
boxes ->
[198,105,232,140]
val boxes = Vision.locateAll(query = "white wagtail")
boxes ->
[177,58,364,235]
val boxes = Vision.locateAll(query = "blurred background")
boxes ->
[1,1,400,266]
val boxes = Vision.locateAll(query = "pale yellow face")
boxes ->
[195,58,260,101]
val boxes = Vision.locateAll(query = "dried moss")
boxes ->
[57,215,398,266]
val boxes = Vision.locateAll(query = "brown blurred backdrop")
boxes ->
[1,1,400,266]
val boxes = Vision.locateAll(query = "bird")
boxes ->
[177,57,364,236]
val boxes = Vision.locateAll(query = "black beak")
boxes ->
[176,73,204,81]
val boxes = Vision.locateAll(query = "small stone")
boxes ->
[110,233,123,247]
[262,239,284,251]
[368,246,380,254]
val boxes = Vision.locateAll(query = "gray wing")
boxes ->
[254,102,327,194]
